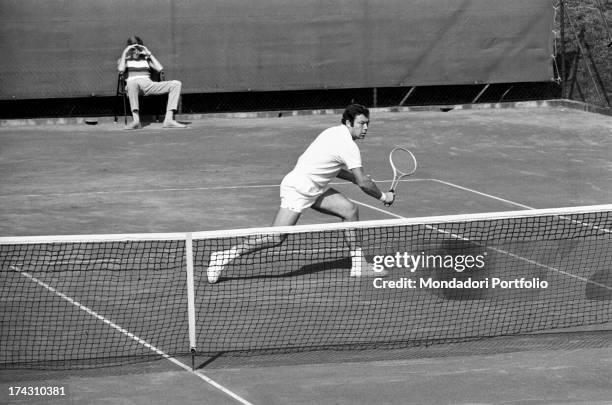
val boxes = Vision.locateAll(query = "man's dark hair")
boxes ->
[127,36,144,46]
[341,104,369,126]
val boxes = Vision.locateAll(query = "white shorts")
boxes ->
[279,171,326,213]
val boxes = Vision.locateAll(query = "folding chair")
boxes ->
[114,70,166,124]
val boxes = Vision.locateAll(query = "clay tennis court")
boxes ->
[1,102,611,404]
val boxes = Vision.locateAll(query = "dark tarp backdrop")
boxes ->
[0,0,554,100]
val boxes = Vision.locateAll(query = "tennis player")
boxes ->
[207,104,395,283]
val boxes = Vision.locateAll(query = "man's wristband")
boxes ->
[379,192,389,203]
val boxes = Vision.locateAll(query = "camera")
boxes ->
[127,45,146,59]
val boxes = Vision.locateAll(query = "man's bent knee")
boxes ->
[343,204,359,222]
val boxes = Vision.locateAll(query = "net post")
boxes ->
[185,232,197,369]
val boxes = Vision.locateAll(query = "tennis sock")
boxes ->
[350,248,365,276]
[211,247,239,266]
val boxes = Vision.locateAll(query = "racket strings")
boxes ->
[391,150,417,175]
[388,147,417,192]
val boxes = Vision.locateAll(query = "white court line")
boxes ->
[9,265,254,405]
[4,178,428,198]
[429,178,536,209]
[15,184,285,198]
[1,177,510,200]
[429,178,611,234]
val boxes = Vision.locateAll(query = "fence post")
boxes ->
[560,0,566,98]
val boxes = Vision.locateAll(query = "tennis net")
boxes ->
[1,205,611,368]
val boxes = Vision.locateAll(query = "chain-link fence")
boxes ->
[554,0,612,109]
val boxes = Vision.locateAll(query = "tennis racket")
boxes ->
[388,146,417,193]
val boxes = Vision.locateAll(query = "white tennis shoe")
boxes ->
[207,251,231,284]
[350,257,388,277]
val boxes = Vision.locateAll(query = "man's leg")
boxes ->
[311,188,385,277]
[141,80,186,128]
[207,207,301,283]
[125,81,142,129]
[235,207,301,255]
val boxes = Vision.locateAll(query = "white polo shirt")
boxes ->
[283,125,362,196]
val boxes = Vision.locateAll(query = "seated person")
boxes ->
[117,36,186,129]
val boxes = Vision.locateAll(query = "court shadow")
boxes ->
[291,257,351,277]
[214,257,351,283]
[586,268,612,300]
[429,239,493,300]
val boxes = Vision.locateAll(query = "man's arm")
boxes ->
[337,168,356,183]
[347,167,394,204]
[140,46,164,71]
[117,45,133,73]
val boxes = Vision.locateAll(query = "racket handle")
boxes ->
[389,189,395,193]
